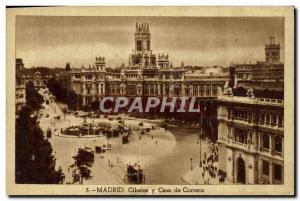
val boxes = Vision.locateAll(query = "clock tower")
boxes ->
[265,34,280,64]
[129,22,157,69]
[135,22,151,52]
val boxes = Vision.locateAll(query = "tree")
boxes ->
[47,78,79,110]
[25,81,44,110]
[15,85,65,184]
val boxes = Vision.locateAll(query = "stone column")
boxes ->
[158,84,161,96]
[257,132,261,151]
[103,83,105,95]
[82,96,86,106]
[269,161,273,184]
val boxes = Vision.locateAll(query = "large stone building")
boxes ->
[64,22,229,106]
[16,21,285,185]
[16,58,26,111]
[217,95,284,184]
[230,35,284,92]
[15,58,58,111]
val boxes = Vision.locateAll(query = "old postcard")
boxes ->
[6,6,294,196]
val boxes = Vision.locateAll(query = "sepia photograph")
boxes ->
[6,6,294,196]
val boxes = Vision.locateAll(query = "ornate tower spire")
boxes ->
[135,22,151,52]
[265,34,280,64]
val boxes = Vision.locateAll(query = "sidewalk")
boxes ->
[182,143,227,185]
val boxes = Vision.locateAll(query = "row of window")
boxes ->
[83,84,105,94]
[266,51,279,57]
[74,75,105,80]
[262,160,282,182]
[228,110,253,122]
[236,73,252,80]
[259,112,283,128]
[266,58,280,63]
[136,40,150,51]
[234,128,249,144]
[228,109,284,128]
[261,133,283,153]
[232,129,283,154]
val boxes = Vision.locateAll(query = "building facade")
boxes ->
[64,22,229,106]
[217,95,284,184]
[15,58,57,111]
[230,35,284,91]
[16,58,26,111]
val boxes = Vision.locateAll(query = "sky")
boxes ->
[16,16,284,68]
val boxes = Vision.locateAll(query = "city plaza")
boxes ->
[16,22,284,185]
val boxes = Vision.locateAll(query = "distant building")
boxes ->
[21,68,54,89]
[217,95,284,184]
[68,60,106,106]
[15,58,58,112]
[230,35,284,92]
[16,58,26,111]
[265,35,280,64]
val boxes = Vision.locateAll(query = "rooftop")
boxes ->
[217,95,284,107]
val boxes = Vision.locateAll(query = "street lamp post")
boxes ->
[92,111,96,140]
[199,128,202,167]
[199,115,203,168]
[87,118,90,136]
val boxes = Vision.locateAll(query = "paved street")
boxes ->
[37,88,216,185]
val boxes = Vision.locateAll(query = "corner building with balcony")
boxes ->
[217,95,284,184]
